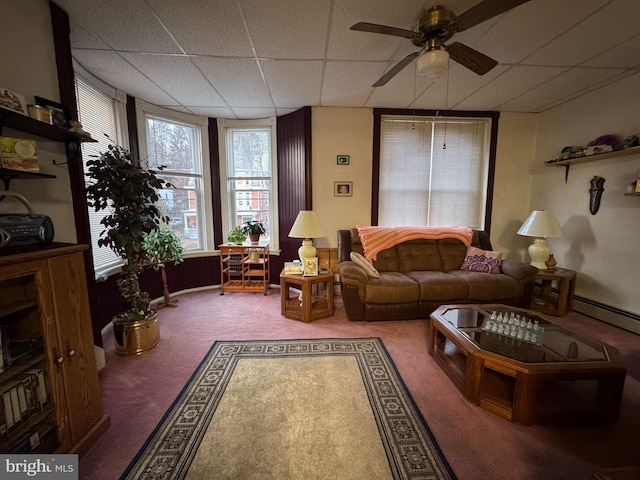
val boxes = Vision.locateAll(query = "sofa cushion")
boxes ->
[396,240,443,272]
[437,238,470,271]
[407,271,469,301]
[350,252,379,278]
[448,270,520,300]
[461,246,503,274]
[363,272,420,304]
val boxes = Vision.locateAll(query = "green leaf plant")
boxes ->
[86,142,178,322]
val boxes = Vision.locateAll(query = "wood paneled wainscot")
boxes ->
[0,244,109,455]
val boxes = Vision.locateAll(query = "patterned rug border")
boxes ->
[120,338,456,480]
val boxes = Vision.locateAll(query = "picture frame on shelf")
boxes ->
[303,257,318,276]
[337,155,350,165]
[334,181,352,197]
[0,87,27,115]
[34,96,70,128]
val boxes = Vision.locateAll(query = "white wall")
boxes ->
[311,107,373,248]
[491,112,538,260]
[0,0,78,243]
[532,72,640,323]
[310,107,538,256]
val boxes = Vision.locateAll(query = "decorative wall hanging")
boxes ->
[337,155,350,165]
[589,175,605,215]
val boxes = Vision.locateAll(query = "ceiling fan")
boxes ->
[350,0,532,87]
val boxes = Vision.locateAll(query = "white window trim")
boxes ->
[135,99,214,255]
[217,117,279,252]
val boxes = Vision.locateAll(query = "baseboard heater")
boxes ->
[573,294,640,335]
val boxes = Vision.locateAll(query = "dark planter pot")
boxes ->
[249,234,260,243]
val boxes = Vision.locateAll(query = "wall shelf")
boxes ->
[545,146,640,183]
[0,106,96,143]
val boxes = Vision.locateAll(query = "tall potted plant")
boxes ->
[142,224,184,308]
[86,143,174,356]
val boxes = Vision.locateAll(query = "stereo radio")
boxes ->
[0,191,54,250]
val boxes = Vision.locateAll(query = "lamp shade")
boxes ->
[288,211,326,239]
[517,210,562,238]
[417,49,449,77]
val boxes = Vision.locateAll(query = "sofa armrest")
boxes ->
[339,261,368,285]
[501,260,538,281]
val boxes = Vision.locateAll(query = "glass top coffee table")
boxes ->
[429,304,626,425]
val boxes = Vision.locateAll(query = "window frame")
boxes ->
[135,100,214,255]
[372,108,499,233]
[217,117,279,251]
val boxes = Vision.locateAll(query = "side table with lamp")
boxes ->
[517,210,577,316]
[281,210,334,321]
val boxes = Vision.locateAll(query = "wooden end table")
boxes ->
[531,267,576,316]
[280,269,334,322]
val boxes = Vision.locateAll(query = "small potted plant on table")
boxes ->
[242,220,266,243]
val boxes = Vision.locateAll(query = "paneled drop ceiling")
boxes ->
[54,0,640,119]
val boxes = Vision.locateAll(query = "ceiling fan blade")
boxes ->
[446,42,498,75]
[454,0,531,31]
[373,52,420,87]
[350,22,416,40]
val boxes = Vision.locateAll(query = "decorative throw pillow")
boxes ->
[350,252,380,278]
[461,246,503,274]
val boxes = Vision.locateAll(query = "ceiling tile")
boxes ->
[524,0,640,66]
[56,0,181,53]
[194,57,274,108]
[242,0,331,59]
[584,33,640,68]
[229,106,278,119]
[147,0,254,57]
[499,67,627,112]
[120,53,227,107]
[321,61,387,106]
[68,18,109,50]
[466,0,609,64]
[261,60,324,108]
[189,106,236,119]
[455,65,567,111]
[72,49,179,106]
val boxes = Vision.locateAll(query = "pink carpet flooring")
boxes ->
[79,289,640,479]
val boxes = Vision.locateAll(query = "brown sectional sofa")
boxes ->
[337,228,538,321]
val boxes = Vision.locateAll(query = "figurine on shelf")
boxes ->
[68,120,92,138]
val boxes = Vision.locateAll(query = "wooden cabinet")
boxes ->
[0,244,109,455]
[219,243,270,295]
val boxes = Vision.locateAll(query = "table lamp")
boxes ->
[288,210,326,262]
[517,210,562,269]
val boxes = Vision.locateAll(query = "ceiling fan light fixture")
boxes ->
[417,49,449,77]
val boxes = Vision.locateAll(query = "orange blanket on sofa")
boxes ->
[357,226,473,260]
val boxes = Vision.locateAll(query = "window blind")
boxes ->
[379,115,490,228]
[75,77,122,276]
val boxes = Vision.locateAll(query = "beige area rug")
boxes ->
[120,339,456,480]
